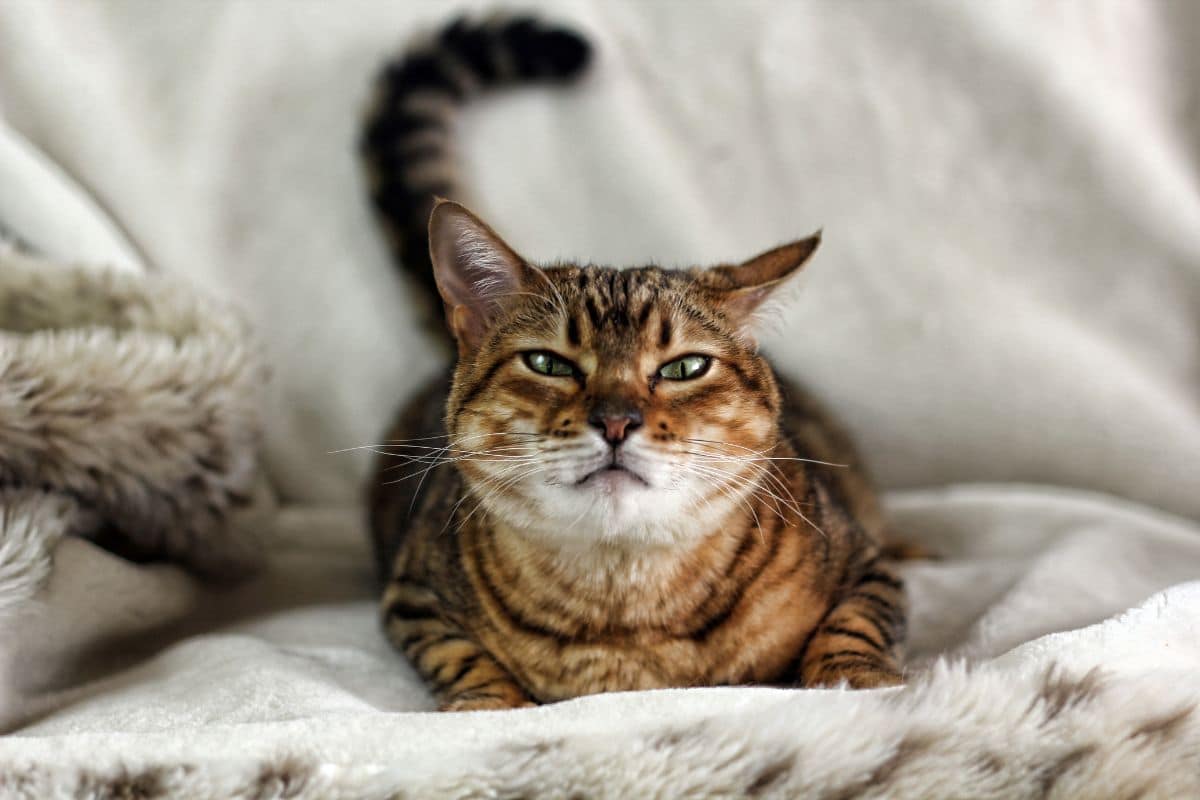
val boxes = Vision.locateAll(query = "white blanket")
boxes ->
[1,0,1198,796]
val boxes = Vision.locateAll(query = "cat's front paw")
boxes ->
[439,695,537,712]
[806,662,905,690]
[846,668,905,689]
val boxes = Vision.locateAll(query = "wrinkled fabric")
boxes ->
[0,0,1197,791]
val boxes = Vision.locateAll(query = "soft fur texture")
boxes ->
[371,201,910,709]
[3,588,1200,798]
[2,1,1200,797]
[0,249,267,603]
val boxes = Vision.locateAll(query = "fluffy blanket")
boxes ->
[0,249,266,576]
[1,1,1199,798]
[0,246,269,723]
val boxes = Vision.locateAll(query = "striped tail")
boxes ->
[361,15,592,302]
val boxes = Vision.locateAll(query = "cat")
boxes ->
[362,15,908,711]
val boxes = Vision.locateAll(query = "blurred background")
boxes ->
[2,0,1197,520]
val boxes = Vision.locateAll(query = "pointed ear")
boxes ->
[702,232,821,340]
[428,199,532,353]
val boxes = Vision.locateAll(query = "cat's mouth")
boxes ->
[575,462,649,488]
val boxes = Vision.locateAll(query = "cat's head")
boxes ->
[430,200,819,549]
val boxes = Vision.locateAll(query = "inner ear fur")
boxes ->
[703,232,822,323]
[428,199,539,353]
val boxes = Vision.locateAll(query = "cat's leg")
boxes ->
[383,582,533,711]
[799,561,907,689]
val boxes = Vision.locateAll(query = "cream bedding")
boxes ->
[0,1,1198,797]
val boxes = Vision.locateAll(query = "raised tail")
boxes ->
[361,15,592,301]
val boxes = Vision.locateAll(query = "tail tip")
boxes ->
[499,16,593,81]
[538,25,592,78]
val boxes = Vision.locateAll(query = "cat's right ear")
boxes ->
[428,199,532,355]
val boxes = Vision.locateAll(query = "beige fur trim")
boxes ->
[0,251,267,590]
[0,663,1195,798]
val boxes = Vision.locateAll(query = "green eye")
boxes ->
[658,354,711,381]
[523,351,576,377]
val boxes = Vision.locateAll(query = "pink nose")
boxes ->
[588,412,643,445]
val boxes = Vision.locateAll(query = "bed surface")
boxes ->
[1,1,1198,795]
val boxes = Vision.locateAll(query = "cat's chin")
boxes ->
[474,459,734,549]
[493,479,711,551]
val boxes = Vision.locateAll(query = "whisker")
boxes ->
[378,446,544,467]
[646,447,828,542]
[379,441,592,470]
[451,461,548,534]
[686,463,795,523]
[437,459,538,535]
[328,430,543,455]
[676,443,821,531]
[682,439,847,468]
[384,449,583,486]
[678,464,765,543]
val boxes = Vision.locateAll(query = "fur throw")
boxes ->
[3,629,1200,798]
[0,250,266,619]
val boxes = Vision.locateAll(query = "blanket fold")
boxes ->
[0,249,268,609]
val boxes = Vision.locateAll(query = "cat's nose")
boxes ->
[588,410,643,445]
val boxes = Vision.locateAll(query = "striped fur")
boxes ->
[361,14,590,303]
[363,16,909,711]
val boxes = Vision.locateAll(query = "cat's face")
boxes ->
[432,202,819,548]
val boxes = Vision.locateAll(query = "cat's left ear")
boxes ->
[429,200,538,355]
[703,233,822,340]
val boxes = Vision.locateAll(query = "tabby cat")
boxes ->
[362,16,908,711]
